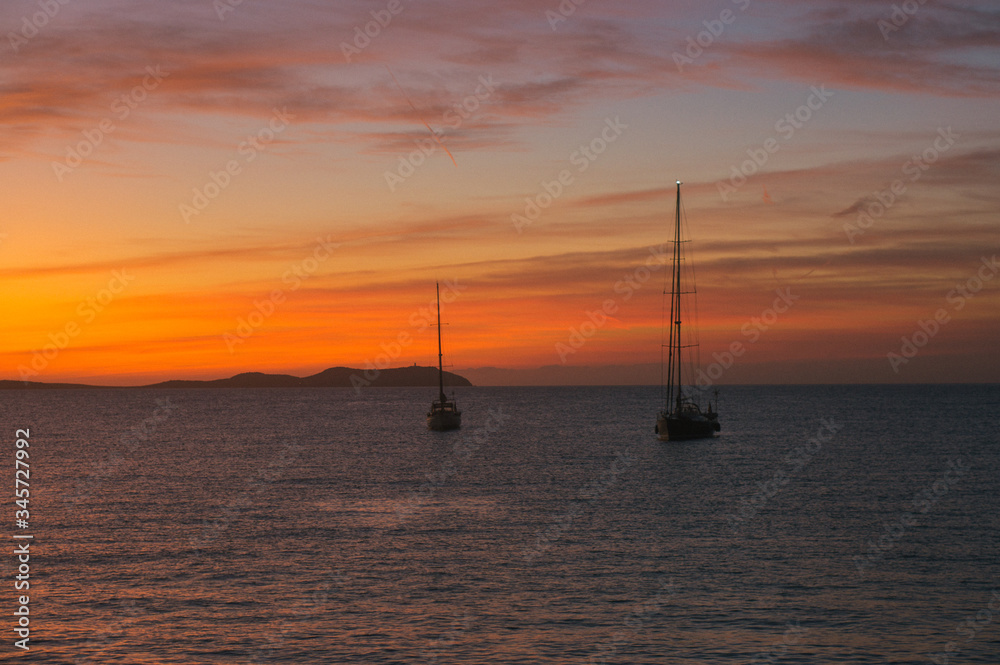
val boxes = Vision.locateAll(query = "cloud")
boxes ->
[715,3,1000,97]
[0,237,335,280]
[2,0,997,168]
[833,194,885,218]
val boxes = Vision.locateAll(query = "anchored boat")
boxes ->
[655,181,721,441]
[426,282,462,431]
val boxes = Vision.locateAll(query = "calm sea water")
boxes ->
[3,384,999,663]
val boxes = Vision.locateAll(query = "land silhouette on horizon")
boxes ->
[0,365,472,390]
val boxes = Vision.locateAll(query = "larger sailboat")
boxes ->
[426,282,462,431]
[655,181,720,441]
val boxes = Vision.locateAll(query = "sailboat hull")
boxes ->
[656,413,719,442]
[427,404,462,431]
[427,400,462,432]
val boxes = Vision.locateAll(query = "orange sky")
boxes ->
[1,1,998,385]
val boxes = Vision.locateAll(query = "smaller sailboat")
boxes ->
[656,180,720,441]
[427,282,462,431]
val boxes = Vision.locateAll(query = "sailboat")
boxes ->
[427,282,462,431]
[655,180,721,441]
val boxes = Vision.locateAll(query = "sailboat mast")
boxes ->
[665,183,676,411]
[436,281,445,402]
[673,180,683,405]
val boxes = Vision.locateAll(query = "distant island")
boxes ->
[0,366,473,390]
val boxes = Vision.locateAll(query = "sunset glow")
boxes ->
[2,1,998,385]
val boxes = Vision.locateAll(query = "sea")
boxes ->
[3,384,998,663]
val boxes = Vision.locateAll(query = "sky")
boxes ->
[1,0,998,386]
